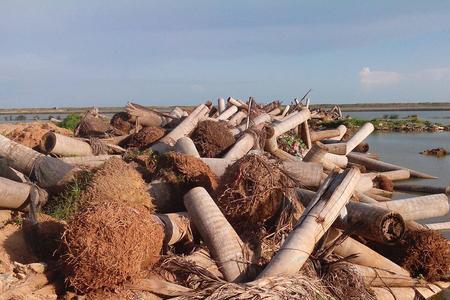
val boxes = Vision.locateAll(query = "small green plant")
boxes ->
[43,171,93,220]
[388,114,399,119]
[59,113,82,131]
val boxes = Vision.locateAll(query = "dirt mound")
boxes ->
[215,154,303,263]
[0,223,38,273]
[62,201,164,293]
[110,112,134,135]
[123,126,165,149]
[373,175,394,192]
[5,122,72,149]
[22,214,66,262]
[80,157,154,210]
[191,120,235,157]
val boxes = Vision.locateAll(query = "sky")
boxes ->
[1,1,450,108]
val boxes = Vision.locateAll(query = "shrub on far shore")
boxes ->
[59,113,81,131]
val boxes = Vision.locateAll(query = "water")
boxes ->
[366,131,450,227]
[344,110,450,125]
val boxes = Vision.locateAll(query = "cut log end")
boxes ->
[40,132,57,154]
[381,213,406,243]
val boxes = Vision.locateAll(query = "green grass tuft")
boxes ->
[43,171,93,220]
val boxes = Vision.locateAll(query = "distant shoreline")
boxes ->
[0,102,449,115]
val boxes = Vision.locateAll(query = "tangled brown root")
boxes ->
[191,120,235,157]
[369,229,450,281]
[215,154,303,263]
[322,262,375,300]
[401,229,450,281]
[158,152,218,194]
[124,126,165,149]
[110,112,134,135]
[62,201,164,293]
[373,175,393,192]
[80,157,154,210]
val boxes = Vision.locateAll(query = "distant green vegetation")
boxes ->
[58,113,81,131]
[323,116,436,131]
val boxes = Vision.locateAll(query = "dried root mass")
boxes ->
[191,120,235,157]
[62,201,164,293]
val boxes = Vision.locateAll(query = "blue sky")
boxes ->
[1,1,450,108]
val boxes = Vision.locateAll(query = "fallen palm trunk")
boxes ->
[152,104,209,152]
[258,168,361,278]
[364,169,411,181]
[40,132,93,156]
[268,107,282,116]
[425,221,450,231]
[0,177,47,210]
[227,97,246,108]
[354,191,378,204]
[394,183,450,195]
[323,153,348,168]
[310,129,341,142]
[231,113,271,136]
[339,202,405,244]
[60,155,119,169]
[297,189,405,244]
[126,102,173,127]
[369,187,393,198]
[345,123,374,154]
[371,287,416,300]
[299,121,312,149]
[281,161,323,187]
[347,152,437,179]
[218,98,226,114]
[328,229,410,276]
[101,134,130,145]
[228,110,247,126]
[223,132,256,161]
[303,143,340,171]
[372,194,449,221]
[174,137,200,158]
[155,212,193,246]
[0,134,75,188]
[365,189,391,202]
[350,264,419,287]
[0,157,27,182]
[329,124,347,141]
[281,105,290,117]
[183,187,249,282]
[355,175,374,193]
[200,158,232,178]
[264,110,311,160]
[217,105,238,121]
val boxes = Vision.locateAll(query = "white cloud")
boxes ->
[359,67,402,88]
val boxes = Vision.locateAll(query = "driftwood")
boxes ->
[347,152,437,179]
[393,183,450,195]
